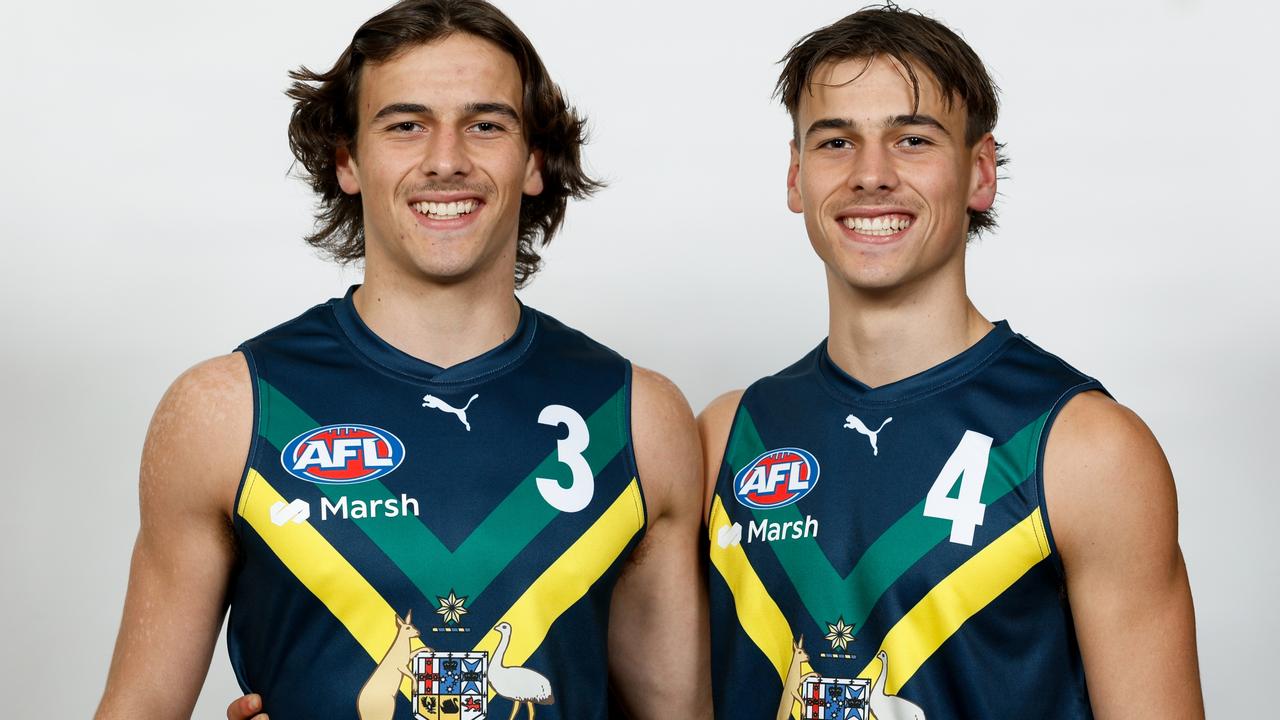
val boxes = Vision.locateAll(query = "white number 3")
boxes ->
[536,404,594,512]
[923,430,993,546]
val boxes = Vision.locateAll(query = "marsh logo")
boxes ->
[268,495,421,525]
[717,522,743,548]
[716,516,819,547]
[270,499,310,526]
[281,424,405,485]
[733,447,821,510]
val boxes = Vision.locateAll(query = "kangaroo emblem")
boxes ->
[776,636,819,720]
[843,414,892,456]
[356,610,432,720]
[422,393,480,431]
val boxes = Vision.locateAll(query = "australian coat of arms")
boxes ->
[801,676,870,720]
[413,650,488,720]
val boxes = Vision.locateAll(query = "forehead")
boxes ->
[799,55,957,125]
[357,33,524,119]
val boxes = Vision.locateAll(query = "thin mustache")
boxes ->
[837,198,920,211]
[407,182,494,196]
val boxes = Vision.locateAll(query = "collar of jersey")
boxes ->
[815,320,1017,406]
[330,285,538,386]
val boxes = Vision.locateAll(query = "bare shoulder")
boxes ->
[142,353,253,522]
[631,365,696,432]
[696,389,745,517]
[1045,390,1171,496]
[697,389,745,439]
[629,365,701,520]
[1044,390,1177,564]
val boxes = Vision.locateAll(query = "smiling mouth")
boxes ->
[841,213,912,236]
[412,199,479,220]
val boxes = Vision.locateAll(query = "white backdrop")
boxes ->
[2,0,1275,716]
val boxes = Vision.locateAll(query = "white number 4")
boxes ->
[923,430,993,546]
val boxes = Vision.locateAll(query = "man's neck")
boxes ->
[824,264,992,389]
[353,266,521,370]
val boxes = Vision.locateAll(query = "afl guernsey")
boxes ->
[708,321,1104,719]
[226,287,645,720]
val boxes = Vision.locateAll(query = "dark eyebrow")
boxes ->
[803,117,854,140]
[465,102,521,126]
[371,101,522,126]
[885,114,948,134]
[373,103,429,121]
[804,114,950,141]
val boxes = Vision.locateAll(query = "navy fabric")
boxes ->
[226,287,642,720]
[710,322,1103,719]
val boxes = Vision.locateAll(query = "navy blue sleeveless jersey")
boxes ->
[227,287,645,720]
[708,321,1104,719]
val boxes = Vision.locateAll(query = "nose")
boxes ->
[848,142,898,192]
[420,126,472,178]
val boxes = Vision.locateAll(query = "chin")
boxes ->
[826,255,908,290]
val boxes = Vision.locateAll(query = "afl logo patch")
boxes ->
[281,424,405,485]
[733,447,820,509]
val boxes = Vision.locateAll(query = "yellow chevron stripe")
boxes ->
[856,508,1050,695]
[238,469,426,700]
[469,478,645,699]
[240,471,643,705]
[708,495,795,684]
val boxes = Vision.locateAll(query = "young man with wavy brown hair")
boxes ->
[96,2,708,719]
[702,6,1204,719]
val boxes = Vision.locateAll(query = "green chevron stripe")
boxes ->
[723,406,1047,634]
[258,379,628,604]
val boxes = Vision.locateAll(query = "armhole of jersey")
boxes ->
[230,346,263,539]
[1032,379,1110,579]
[705,390,750,526]
[621,360,648,532]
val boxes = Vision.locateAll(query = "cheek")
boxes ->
[797,170,829,211]
[915,164,966,217]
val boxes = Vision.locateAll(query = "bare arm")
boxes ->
[697,390,745,521]
[1045,391,1204,719]
[96,354,252,719]
[607,367,710,719]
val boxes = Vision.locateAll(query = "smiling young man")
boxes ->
[702,7,1204,719]
[95,2,707,719]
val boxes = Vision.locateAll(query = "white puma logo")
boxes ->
[843,414,892,456]
[421,393,480,431]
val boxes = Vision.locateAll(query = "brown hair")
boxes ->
[776,4,1006,238]
[286,0,602,287]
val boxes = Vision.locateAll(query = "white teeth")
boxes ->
[842,214,911,236]
[413,199,478,219]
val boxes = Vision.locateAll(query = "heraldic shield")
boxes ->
[413,650,489,720]
[801,677,870,720]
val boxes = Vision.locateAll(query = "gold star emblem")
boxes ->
[825,618,855,651]
[435,590,468,625]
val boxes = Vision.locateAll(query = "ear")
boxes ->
[786,140,803,214]
[336,142,361,196]
[967,133,997,214]
[523,148,544,197]
[404,609,413,625]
